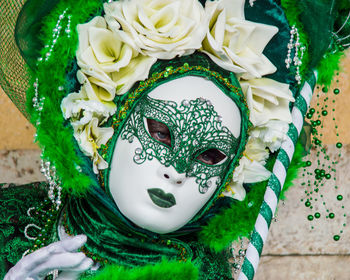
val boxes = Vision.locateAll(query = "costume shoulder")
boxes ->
[0,182,49,278]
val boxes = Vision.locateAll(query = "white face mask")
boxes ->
[109,76,242,234]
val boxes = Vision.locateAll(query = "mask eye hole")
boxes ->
[196,149,227,165]
[146,118,172,148]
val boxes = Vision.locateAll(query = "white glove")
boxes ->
[4,235,93,280]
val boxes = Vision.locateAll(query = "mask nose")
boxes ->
[158,165,186,186]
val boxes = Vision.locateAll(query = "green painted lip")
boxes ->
[147,188,176,208]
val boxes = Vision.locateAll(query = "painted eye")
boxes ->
[196,149,226,165]
[146,118,172,147]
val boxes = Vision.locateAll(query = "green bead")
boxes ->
[322,87,328,93]
[305,161,312,167]
[333,235,340,241]
[315,212,321,219]
[322,110,328,116]
[315,174,322,180]
[183,63,189,68]
[314,139,321,145]
[307,215,314,221]
[306,113,313,119]
[305,201,311,207]
[164,72,169,77]
[314,168,321,174]
[316,120,321,126]
[336,142,343,148]
[310,108,315,114]
[337,195,343,201]
[329,213,335,219]
[325,174,331,179]
[333,88,340,95]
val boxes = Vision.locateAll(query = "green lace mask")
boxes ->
[120,96,239,193]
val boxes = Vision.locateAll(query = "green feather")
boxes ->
[316,51,345,88]
[81,260,199,280]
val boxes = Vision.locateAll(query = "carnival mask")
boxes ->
[109,76,242,234]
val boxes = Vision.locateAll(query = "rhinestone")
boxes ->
[182,99,190,107]
[135,148,142,155]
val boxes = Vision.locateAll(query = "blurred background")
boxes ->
[1,50,350,279]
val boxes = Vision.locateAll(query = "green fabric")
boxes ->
[298,0,339,69]
[0,182,49,279]
[244,0,295,87]
[66,192,192,267]
[65,188,233,279]
[0,0,30,119]
[15,0,59,70]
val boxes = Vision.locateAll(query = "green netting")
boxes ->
[0,0,29,119]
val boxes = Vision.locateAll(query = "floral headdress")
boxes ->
[60,0,294,202]
[1,0,349,277]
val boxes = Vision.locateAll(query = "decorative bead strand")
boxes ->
[40,157,62,210]
[285,26,305,84]
[38,9,68,62]
[65,15,72,38]
[32,78,45,126]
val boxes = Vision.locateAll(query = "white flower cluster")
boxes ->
[61,0,294,201]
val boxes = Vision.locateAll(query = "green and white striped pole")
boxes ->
[238,73,317,280]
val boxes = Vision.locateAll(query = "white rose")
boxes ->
[240,78,294,126]
[61,72,117,126]
[232,156,271,185]
[61,90,116,128]
[221,181,246,201]
[222,153,271,201]
[202,0,278,80]
[74,118,114,173]
[250,120,290,152]
[77,16,156,95]
[244,137,269,164]
[104,0,208,59]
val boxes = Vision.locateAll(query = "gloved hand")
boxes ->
[4,235,93,280]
